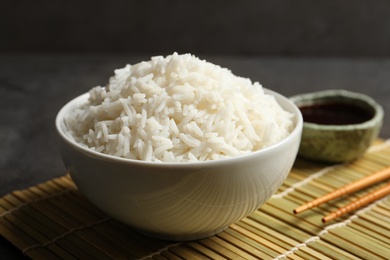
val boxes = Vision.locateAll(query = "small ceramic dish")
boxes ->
[290,89,384,163]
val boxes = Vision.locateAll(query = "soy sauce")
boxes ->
[299,102,373,125]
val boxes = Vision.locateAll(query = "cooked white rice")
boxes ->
[64,53,294,162]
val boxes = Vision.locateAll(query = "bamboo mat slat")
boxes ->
[1,139,390,259]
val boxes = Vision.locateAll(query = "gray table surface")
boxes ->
[1,53,389,258]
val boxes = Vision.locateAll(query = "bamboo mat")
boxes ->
[1,140,390,260]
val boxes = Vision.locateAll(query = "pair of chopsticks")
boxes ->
[293,166,390,223]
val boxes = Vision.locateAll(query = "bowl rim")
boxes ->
[55,88,303,168]
[290,89,384,130]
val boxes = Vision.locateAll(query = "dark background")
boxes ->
[1,1,390,258]
[2,0,390,56]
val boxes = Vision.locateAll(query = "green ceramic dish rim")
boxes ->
[290,89,384,131]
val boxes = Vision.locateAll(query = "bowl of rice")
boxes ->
[56,53,303,241]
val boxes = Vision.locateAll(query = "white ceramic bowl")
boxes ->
[55,89,303,241]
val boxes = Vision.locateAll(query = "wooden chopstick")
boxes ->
[293,166,390,214]
[322,182,390,223]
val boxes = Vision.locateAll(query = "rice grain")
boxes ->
[64,53,294,162]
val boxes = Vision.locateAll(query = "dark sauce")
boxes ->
[299,102,374,125]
